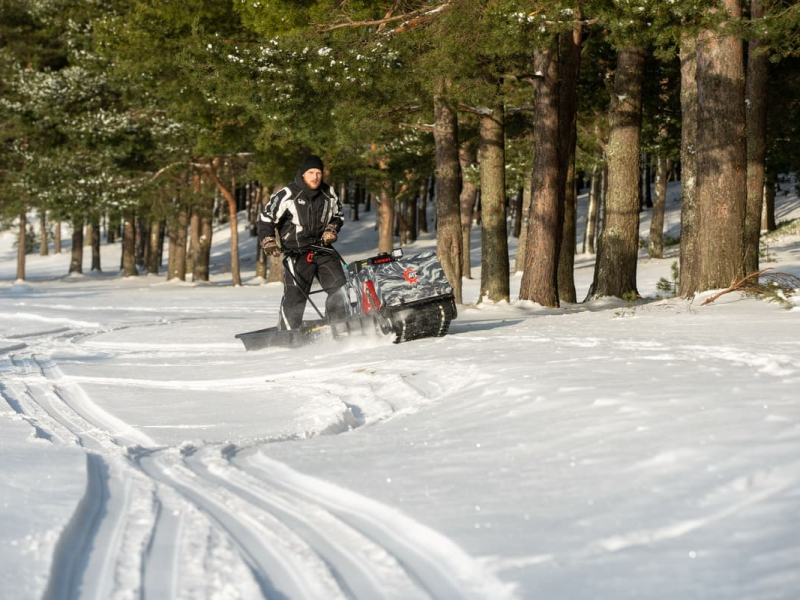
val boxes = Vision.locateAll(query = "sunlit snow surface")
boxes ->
[2,183,800,599]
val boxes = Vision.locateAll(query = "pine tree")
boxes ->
[520,37,561,307]
[694,0,748,292]
[588,44,646,300]
[679,31,701,297]
[744,0,769,275]
[557,13,583,304]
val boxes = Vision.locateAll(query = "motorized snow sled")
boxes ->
[235,246,457,350]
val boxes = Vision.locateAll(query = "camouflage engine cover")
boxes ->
[354,251,453,308]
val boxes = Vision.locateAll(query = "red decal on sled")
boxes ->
[403,268,418,284]
[361,281,381,312]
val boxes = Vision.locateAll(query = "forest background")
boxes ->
[2,0,800,306]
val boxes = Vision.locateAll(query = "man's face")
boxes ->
[302,168,322,190]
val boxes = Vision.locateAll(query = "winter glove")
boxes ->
[321,225,338,245]
[260,236,281,257]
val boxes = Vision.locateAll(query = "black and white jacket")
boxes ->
[258,172,344,252]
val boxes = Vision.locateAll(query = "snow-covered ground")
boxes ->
[2,182,799,599]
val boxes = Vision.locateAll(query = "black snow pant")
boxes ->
[279,249,348,330]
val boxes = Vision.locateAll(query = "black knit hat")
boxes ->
[300,154,324,174]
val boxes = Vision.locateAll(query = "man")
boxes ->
[258,154,348,330]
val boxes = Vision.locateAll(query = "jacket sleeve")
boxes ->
[258,187,290,239]
[327,187,344,233]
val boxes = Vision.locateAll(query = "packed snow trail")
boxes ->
[238,450,517,599]
[0,326,517,599]
[1,335,161,600]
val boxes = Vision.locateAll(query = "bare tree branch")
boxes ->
[701,268,773,305]
[399,122,435,133]
[316,1,452,33]
[384,104,424,116]
[377,0,403,33]
[150,162,185,181]
[457,104,493,117]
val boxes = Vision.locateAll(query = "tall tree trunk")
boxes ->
[107,214,117,244]
[187,210,199,279]
[158,221,166,269]
[141,222,151,270]
[122,212,138,277]
[247,183,259,237]
[459,145,478,279]
[69,217,84,274]
[168,207,188,281]
[418,181,427,233]
[583,164,600,254]
[54,220,62,253]
[744,0,768,274]
[90,215,101,272]
[761,168,777,231]
[514,169,533,272]
[266,254,283,283]
[406,192,418,243]
[649,156,673,259]
[399,197,408,242]
[589,46,646,300]
[194,210,212,283]
[433,81,463,303]
[643,155,653,209]
[598,162,608,239]
[205,161,242,286]
[167,219,176,279]
[479,101,509,302]
[39,211,48,256]
[694,0,747,291]
[520,39,561,307]
[396,200,406,244]
[187,209,199,276]
[558,156,577,302]
[201,194,215,281]
[255,189,267,280]
[16,210,26,281]
[135,217,145,268]
[557,16,582,304]
[255,239,267,279]
[418,178,430,234]
[376,177,395,254]
[679,32,700,297]
[511,188,524,238]
[266,184,284,283]
[147,220,161,274]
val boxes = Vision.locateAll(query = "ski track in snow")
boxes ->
[0,325,518,600]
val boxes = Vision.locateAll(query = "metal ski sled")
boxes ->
[235,246,457,350]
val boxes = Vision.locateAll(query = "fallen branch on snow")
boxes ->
[701,267,800,306]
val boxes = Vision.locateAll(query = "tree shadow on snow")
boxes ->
[448,318,527,335]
